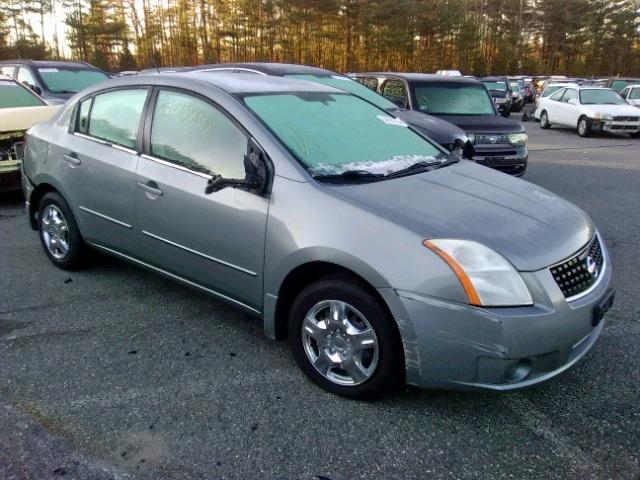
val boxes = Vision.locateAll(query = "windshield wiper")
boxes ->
[385,158,459,179]
[52,89,78,94]
[313,169,385,183]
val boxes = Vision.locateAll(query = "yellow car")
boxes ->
[0,75,59,191]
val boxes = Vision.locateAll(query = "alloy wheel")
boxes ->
[301,299,379,386]
[41,204,70,260]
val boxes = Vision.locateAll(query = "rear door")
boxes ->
[57,87,149,253]
[134,88,269,312]
[545,88,566,122]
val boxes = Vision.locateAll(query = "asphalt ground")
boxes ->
[1,115,639,480]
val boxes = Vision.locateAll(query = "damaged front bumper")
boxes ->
[379,248,613,391]
[0,130,25,191]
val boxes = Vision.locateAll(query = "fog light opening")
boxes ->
[505,359,532,383]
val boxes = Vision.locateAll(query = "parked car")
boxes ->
[605,77,640,93]
[0,75,59,191]
[0,60,109,105]
[508,81,525,112]
[352,73,528,176]
[619,84,640,107]
[480,76,513,116]
[534,86,640,137]
[21,72,614,398]
[180,62,471,157]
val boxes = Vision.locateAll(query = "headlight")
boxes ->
[508,132,528,145]
[423,239,533,307]
[593,112,613,120]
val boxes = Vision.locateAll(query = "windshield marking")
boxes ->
[310,155,437,176]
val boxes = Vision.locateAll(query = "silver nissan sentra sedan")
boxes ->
[21,72,614,398]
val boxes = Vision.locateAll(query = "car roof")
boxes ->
[131,71,344,95]
[186,62,336,77]
[0,59,100,70]
[356,72,481,84]
[480,76,508,81]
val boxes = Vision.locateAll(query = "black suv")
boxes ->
[352,73,528,176]
[480,76,514,116]
[0,60,109,104]
[180,62,471,157]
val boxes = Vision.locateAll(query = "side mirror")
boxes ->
[205,139,269,195]
[33,85,42,95]
[568,98,578,106]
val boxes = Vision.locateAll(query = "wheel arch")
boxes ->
[270,260,397,342]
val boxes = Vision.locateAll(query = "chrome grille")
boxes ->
[475,134,509,144]
[549,235,604,299]
[612,116,639,122]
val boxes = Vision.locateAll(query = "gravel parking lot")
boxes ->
[1,116,639,480]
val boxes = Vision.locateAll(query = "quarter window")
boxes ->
[87,89,147,148]
[382,80,408,107]
[360,77,379,91]
[76,98,92,133]
[17,67,36,89]
[150,90,247,178]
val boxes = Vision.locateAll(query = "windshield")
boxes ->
[579,89,627,105]
[629,89,640,100]
[37,67,108,93]
[542,85,565,97]
[482,81,507,91]
[244,92,445,176]
[284,74,397,111]
[611,80,640,91]
[413,82,495,115]
[0,81,45,108]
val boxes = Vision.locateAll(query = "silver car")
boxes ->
[21,72,614,398]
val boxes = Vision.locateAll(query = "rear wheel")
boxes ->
[578,116,591,137]
[38,192,87,270]
[540,111,551,129]
[630,131,640,138]
[288,276,403,399]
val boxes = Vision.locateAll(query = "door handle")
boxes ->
[137,181,163,197]
[63,152,81,166]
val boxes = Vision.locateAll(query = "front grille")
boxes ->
[613,116,639,122]
[550,235,604,299]
[475,133,509,144]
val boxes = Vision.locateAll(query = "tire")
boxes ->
[288,275,403,399]
[38,192,87,270]
[540,111,551,129]
[578,116,591,137]
[630,131,640,139]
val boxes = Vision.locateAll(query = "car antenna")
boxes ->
[151,59,160,74]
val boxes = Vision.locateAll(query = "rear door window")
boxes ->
[87,89,148,148]
[549,89,565,101]
[149,89,247,178]
[17,67,37,89]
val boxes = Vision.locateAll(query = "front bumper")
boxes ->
[470,144,528,176]
[381,239,613,391]
[591,119,640,134]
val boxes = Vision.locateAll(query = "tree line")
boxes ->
[1,0,639,76]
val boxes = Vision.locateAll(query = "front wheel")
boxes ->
[578,116,591,137]
[38,192,87,270]
[288,276,403,399]
[540,111,551,129]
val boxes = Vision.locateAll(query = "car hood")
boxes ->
[487,90,508,99]
[583,104,640,116]
[327,161,593,271]
[0,105,60,133]
[393,110,468,145]
[435,114,524,134]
